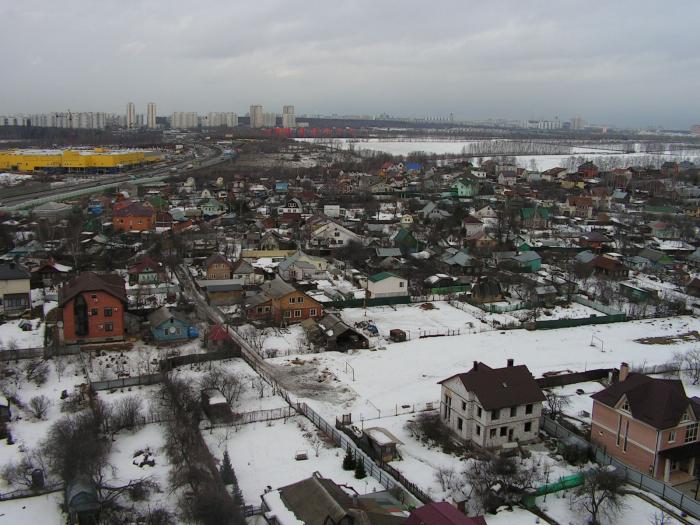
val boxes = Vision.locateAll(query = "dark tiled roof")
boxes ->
[203,253,232,269]
[112,202,154,217]
[591,373,697,429]
[58,272,127,307]
[0,263,30,280]
[406,503,486,525]
[440,363,545,410]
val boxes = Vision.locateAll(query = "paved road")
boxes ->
[1,143,230,210]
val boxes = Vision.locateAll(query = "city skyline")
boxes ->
[1,1,699,129]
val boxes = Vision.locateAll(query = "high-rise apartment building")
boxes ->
[126,102,136,129]
[206,112,238,127]
[263,112,277,127]
[249,105,264,128]
[170,112,198,129]
[282,105,296,128]
[147,103,157,129]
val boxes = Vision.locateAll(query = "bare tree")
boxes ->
[649,511,674,525]
[28,395,51,420]
[200,369,244,406]
[544,391,571,420]
[674,349,700,385]
[1,449,50,488]
[572,467,626,525]
[109,396,143,433]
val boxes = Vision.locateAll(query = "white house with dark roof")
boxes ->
[438,360,545,448]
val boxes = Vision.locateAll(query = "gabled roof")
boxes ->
[405,502,487,525]
[592,373,700,429]
[203,253,232,269]
[0,263,30,280]
[368,271,402,283]
[58,272,127,307]
[128,256,162,275]
[260,277,298,299]
[440,363,545,410]
[207,324,233,342]
[148,306,188,328]
[112,201,154,217]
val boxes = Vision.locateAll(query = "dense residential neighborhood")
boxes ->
[1,133,700,525]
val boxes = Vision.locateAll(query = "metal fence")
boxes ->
[90,372,164,391]
[540,416,700,518]
[296,401,431,505]
[0,347,45,361]
[202,406,296,429]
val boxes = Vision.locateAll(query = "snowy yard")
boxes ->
[202,416,384,505]
[0,319,45,350]
[270,316,700,423]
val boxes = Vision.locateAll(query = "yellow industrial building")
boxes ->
[0,148,163,172]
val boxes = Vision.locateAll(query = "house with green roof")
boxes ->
[520,207,551,229]
[450,178,480,198]
[366,271,408,298]
[391,227,421,254]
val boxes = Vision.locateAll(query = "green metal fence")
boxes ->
[534,313,627,330]
[325,296,411,309]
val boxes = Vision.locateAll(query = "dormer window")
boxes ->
[680,411,690,423]
[620,400,630,412]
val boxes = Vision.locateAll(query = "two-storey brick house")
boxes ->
[58,272,127,344]
[591,363,700,484]
[245,278,323,325]
[438,360,545,449]
[203,254,233,280]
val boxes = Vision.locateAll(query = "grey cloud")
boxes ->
[1,0,699,127]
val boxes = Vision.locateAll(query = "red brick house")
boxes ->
[578,161,599,179]
[591,363,700,484]
[245,278,323,325]
[58,272,127,344]
[112,201,156,233]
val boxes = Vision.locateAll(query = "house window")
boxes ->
[475,425,481,436]
[461,401,467,411]
[104,307,113,317]
[477,407,482,418]
[104,322,113,332]
[525,422,532,432]
[525,404,533,414]
[309,308,317,317]
[289,297,295,304]
[91,294,97,300]
[399,282,404,288]
[491,409,499,420]
[257,307,264,313]
[264,306,271,313]
[668,431,676,443]
[297,296,304,303]
[500,426,507,437]
[623,421,630,452]
[489,428,496,438]
[616,414,622,446]
[294,309,302,318]
[680,411,690,423]
[443,394,452,421]
[685,423,698,443]
[457,418,463,431]
[510,406,517,417]
[620,400,630,412]
[283,310,291,318]
[90,308,98,316]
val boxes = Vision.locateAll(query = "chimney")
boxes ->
[619,362,629,382]
[507,359,514,367]
[473,361,478,371]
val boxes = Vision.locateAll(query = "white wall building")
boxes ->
[282,105,296,128]
[171,112,198,129]
[147,103,157,129]
[126,102,136,129]
[365,272,408,298]
[249,105,264,128]
[439,361,545,449]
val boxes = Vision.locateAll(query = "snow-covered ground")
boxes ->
[270,315,700,422]
[0,493,64,524]
[0,319,45,350]
[536,491,693,525]
[203,416,383,505]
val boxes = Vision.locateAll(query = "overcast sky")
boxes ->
[1,1,699,128]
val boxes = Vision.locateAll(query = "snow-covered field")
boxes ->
[0,319,45,350]
[203,416,383,505]
[297,138,700,170]
[271,315,700,422]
